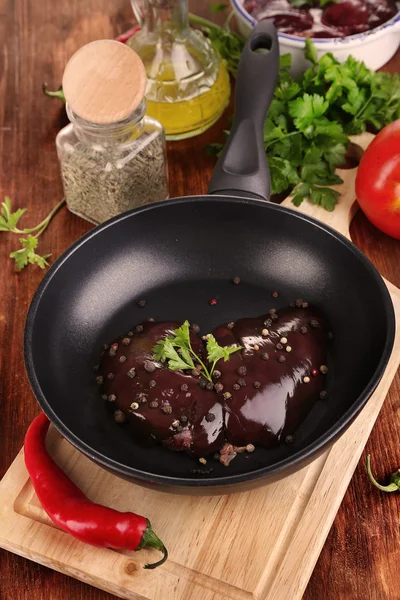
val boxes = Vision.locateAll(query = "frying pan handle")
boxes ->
[208,21,279,201]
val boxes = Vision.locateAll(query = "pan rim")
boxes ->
[24,195,396,488]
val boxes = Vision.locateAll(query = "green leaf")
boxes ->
[161,338,194,371]
[171,320,191,349]
[10,235,51,271]
[269,157,300,195]
[206,334,241,364]
[291,183,311,207]
[211,2,228,12]
[310,185,340,211]
[305,38,318,65]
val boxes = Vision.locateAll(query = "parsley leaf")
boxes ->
[1,197,65,270]
[211,2,228,12]
[10,235,51,271]
[0,197,27,232]
[152,322,241,381]
[206,334,241,363]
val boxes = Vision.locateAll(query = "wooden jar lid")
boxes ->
[62,39,147,124]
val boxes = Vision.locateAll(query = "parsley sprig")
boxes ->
[209,37,400,211]
[153,320,241,382]
[1,197,65,270]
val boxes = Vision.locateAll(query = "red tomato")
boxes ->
[355,120,400,239]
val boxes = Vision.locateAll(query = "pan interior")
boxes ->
[26,197,393,484]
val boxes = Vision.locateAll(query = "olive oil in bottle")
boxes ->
[128,0,231,140]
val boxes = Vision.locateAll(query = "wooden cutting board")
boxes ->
[1,132,399,600]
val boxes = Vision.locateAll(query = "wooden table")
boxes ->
[1,1,400,598]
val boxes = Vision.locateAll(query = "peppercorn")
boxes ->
[206,413,215,422]
[150,401,159,408]
[302,301,309,308]
[108,394,116,402]
[319,391,328,400]
[107,373,114,380]
[127,368,136,378]
[149,379,156,388]
[276,343,283,350]
[227,322,235,330]
[180,383,189,392]
[320,365,328,374]
[261,352,269,360]
[264,318,272,327]
[233,383,240,391]
[114,410,126,423]
[96,376,103,385]
[238,378,246,387]
[238,366,247,376]
[215,382,224,393]
[295,299,303,307]
[285,435,294,444]
[137,300,146,307]
[135,325,144,333]
[119,356,127,364]
[310,320,319,328]
[278,355,286,363]
[144,361,156,373]
[300,326,308,334]
[93,364,99,372]
[206,382,214,391]
[199,380,207,389]
[233,276,241,285]
[212,370,221,380]
[162,405,172,414]
[269,308,277,314]
[101,394,108,401]
[122,337,131,346]
[253,381,261,389]
[180,415,188,423]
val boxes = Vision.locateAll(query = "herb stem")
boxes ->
[264,131,301,151]
[189,345,213,382]
[188,13,224,32]
[13,198,66,235]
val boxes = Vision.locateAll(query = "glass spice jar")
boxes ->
[56,40,169,224]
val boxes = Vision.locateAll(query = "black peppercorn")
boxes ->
[138,299,146,307]
[181,383,189,392]
[261,352,269,360]
[135,324,144,333]
[238,378,246,387]
[212,370,221,380]
[278,355,286,363]
[253,381,261,389]
[233,383,240,391]
[238,366,247,376]
[215,382,224,393]
[300,326,308,334]
[206,382,214,391]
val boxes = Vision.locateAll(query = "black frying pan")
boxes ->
[25,22,395,495]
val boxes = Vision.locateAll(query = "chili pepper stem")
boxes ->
[139,519,168,569]
[366,455,399,492]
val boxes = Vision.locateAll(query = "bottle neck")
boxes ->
[133,0,189,38]
[66,100,147,146]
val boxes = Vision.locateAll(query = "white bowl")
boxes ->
[231,0,400,76]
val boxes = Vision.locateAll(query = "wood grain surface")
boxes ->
[0,1,400,599]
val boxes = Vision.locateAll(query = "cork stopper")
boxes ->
[62,40,147,125]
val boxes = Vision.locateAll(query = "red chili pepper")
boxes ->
[24,412,168,568]
[115,25,141,44]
